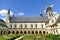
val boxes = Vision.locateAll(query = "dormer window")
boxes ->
[14,24,16,28]
[51,13,53,16]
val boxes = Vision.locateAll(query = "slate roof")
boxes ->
[0,19,5,23]
[0,19,7,27]
[10,16,49,23]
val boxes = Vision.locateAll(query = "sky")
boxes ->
[0,0,60,21]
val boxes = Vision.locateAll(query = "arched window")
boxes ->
[20,31,23,34]
[32,31,34,34]
[39,31,42,34]
[8,31,11,34]
[43,31,45,34]
[24,31,27,34]
[1,31,2,34]
[28,31,30,34]
[12,31,15,34]
[35,31,38,34]
[16,31,19,34]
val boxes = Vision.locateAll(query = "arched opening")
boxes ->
[47,32,48,34]
[20,31,23,34]
[1,31,2,34]
[3,31,5,34]
[12,31,15,34]
[28,31,30,34]
[32,31,34,34]
[16,31,19,34]
[24,31,27,34]
[43,31,45,34]
[39,31,42,34]
[35,31,38,34]
[8,31,11,34]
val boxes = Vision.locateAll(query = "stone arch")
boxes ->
[1,31,2,34]
[28,31,30,34]
[39,31,42,34]
[16,31,19,34]
[3,31,5,34]
[43,31,45,34]
[24,31,27,34]
[47,32,48,34]
[32,31,34,34]
[35,31,38,34]
[12,31,15,34]
[20,31,23,34]
[8,31,11,34]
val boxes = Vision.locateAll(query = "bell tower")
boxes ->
[6,9,10,27]
[46,6,54,19]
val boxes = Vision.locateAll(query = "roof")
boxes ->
[0,19,8,28]
[10,16,48,23]
[0,19,5,23]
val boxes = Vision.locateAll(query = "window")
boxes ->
[51,13,53,16]
[35,24,37,29]
[25,24,27,28]
[14,24,16,28]
[31,24,33,28]
[55,17,56,20]
[49,13,51,16]
[20,24,22,28]
[10,24,12,28]
[41,24,43,28]
[52,20,54,23]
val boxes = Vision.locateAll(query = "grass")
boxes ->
[20,34,60,40]
[0,34,23,40]
[0,34,60,40]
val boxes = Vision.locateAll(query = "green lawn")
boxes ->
[21,34,60,40]
[0,34,23,40]
[1,34,60,40]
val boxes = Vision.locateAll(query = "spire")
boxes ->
[40,9,43,17]
[8,8,10,15]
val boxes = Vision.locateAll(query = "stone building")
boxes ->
[0,6,60,34]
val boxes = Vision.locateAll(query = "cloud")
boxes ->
[53,12,58,14]
[44,4,54,13]
[49,5,54,7]
[18,12,24,16]
[0,9,13,16]
[44,10,46,13]
[2,18,6,22]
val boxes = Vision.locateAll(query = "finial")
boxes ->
[40,9,43,17]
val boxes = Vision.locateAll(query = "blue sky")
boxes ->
[0,0,60,21]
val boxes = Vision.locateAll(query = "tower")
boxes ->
[6,9,10,27]
[46,6,54,19]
